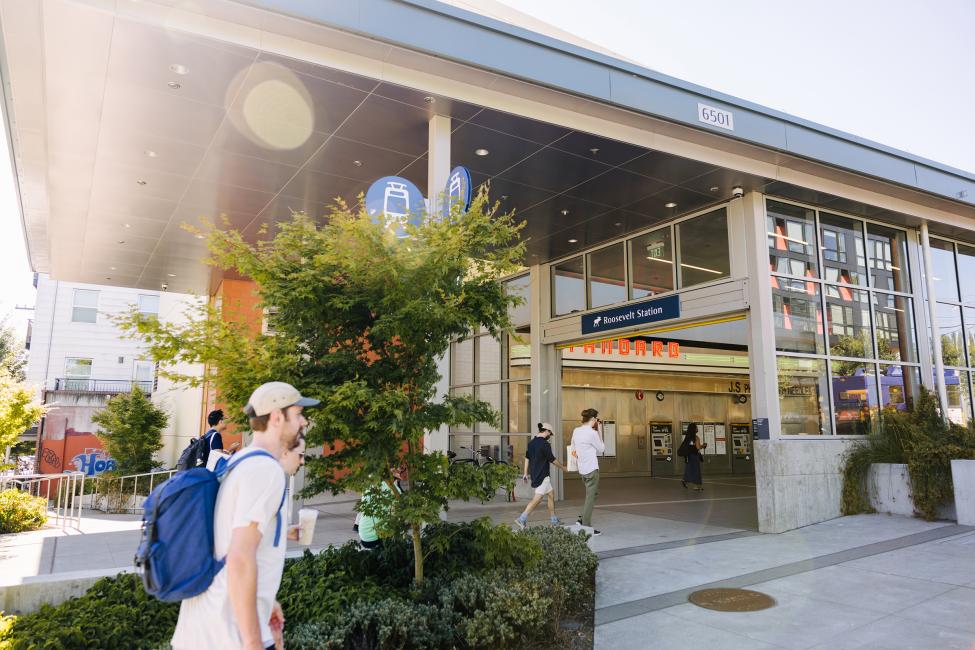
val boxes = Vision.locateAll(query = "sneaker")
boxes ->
[576,518,583,526]
[591,529,602,536]
[514,518,526,531]
[551,518,563,526]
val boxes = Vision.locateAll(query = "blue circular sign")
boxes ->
[365,176,426,237]
[440,166,472,219]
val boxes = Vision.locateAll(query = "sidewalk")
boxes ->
[2,492,975,649]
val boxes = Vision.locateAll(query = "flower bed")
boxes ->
[0,518,597,649]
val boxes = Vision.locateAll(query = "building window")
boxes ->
[676,208,730,288]
[766,198,918,436]
[72,289,98,323]
[588,243,626,308]
[134,360,155,383]
[505,274,531,327]
[138,294,160,316]
[64,357,92,390]
[551,256,585,316]
[629,227,674,299]
[261,306,280,335]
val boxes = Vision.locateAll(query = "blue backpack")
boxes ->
[135,450,287,602]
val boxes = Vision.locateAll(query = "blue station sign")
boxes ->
[581,294,680,335]
[365,175,426,238]
[440,166,473,218]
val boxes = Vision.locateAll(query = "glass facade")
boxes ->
[767,198,919,435]
[449,275,532,462]
[925,237,975,426]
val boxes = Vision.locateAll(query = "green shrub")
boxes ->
[842,389,975,519]
[289,599,454,650]
[0,489,47,534]
[439,574,552,648]
[522,525,598,612]
[0,573,178,650]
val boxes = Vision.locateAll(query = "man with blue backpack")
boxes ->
[167,381,318,650]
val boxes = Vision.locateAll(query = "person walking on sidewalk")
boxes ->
[171,382,319,650]
[571,408,604,536]
[680,423,707,491]
[515,422,567,530]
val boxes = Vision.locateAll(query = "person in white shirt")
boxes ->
[570,408,605,536]
[171,382,318,650]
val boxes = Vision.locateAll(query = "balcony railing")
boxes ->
[53,378,153,394]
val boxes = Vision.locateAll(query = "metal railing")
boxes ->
[53,378,153,394]
[0,472,86,529]
[90,469,176,514]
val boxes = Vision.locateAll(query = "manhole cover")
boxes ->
[688,588,776,612]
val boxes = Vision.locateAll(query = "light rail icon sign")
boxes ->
[365,176,426,238]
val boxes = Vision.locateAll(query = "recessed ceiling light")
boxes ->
[709,186,720,192]
[423,96,435,104]
[117,240,125,244]
[124,223,131,228]
[169,63,189,75]
[167,81,181,90]
[144,149,158,158]
[195,234,204,239]
[665,202,677,208]
[353,160,363,167]
[589,147,600,155]
[614,222,622,227]
[167,273,176,278]
[474,148,489,156]
[136,179,147,186]
[110,266,116,270]
[568,238,578,243]
[560,209,569,216]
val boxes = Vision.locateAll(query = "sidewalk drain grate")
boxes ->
[688,588,775,612]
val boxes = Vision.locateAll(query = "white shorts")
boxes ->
[534,476,553,496]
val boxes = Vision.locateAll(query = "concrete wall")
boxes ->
[755,438,860,533]
[869,463,956,521]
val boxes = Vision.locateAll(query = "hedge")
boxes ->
[0,489,48,534]
[0,519,597,649]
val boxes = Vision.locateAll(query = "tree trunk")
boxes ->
[411,522,424,585]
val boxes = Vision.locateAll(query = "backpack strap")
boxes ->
[216,449,288,547]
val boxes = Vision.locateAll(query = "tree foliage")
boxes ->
[0,315,26,381]
[0,370,45,453]
[118,189,525,582]
[91,388,167,474]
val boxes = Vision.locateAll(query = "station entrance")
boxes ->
[558,317,759,530]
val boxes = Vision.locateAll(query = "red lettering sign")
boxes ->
[619,339,631,355]
[668,342,680,358]
[635,340,647,356]
[651,341,664,357]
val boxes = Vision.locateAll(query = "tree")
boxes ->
[91,388,167,474]
[119,190,524,584]
[0,370,45,457]
[0,315,26,380]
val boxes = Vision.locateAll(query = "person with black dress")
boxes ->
[680,423,707,491]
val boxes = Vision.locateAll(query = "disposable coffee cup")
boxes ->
[297,508,318,546]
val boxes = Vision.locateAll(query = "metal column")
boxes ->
[920,222,949,417]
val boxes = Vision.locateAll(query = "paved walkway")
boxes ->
[2,477,974,648]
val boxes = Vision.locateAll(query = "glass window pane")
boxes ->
[772,277,824,354]
[958,245,975,305]
[73,289,98,308]
[507,381,531,433]
[451,338,473,385]
[588,243,626,308]
[678,208,730,288]
[449,434,474,458]
[928,238,959,302]
[777,356,832,435]
[507,332,531,381]
[552,256,585,316]
[475,383,501,433]
[133,360,154,382]
[966,307,975,367]
[945,370,973,427]
[629,227,674,299]
[820,213,867,286]
[767,200,818,277]
[475,336,501,382]
[880,364,920,412]
[449,386,472,433]
[872,293,917,363]
[72,307,97,323]
[509,434,530,467]
[825,285,873,358]
[831,360,878,435]
[505,274,531,326]
[867,224,910,292]
[65,358,92,378]
[138,294,160,315]
[934,302,965,367]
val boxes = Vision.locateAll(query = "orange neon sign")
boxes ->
[568,338,680,358]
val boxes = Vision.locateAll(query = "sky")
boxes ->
[1,0,974,341]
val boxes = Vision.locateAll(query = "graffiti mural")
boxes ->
[70,448,117,476]
[42,447,61,471]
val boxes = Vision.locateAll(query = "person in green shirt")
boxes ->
[357,465,405,549]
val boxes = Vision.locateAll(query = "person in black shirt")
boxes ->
[515,423,567,530]
[201,409,229,467]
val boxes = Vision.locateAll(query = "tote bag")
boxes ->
[566,445,578,472]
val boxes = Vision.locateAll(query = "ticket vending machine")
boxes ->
[650,422,675,476]
[730,422,754,474]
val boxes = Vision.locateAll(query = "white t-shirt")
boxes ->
[571,424,605,475]
[171,447,287,649]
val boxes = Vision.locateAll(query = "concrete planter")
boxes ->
[868,463,956,520]
[951,459,975,525]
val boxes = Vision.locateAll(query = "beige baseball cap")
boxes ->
[244,381,320,417]
[540,422,554,433]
